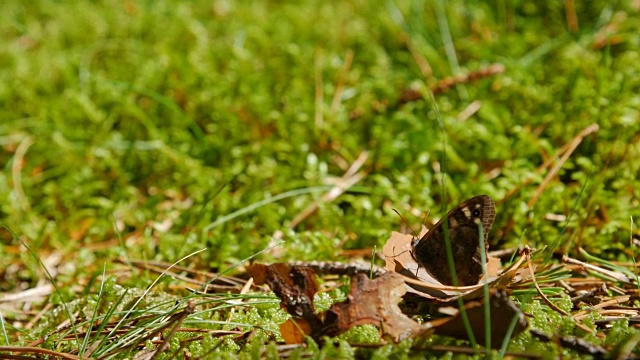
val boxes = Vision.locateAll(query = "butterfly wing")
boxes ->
[412,195,496,286]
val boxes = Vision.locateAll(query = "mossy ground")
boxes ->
[1,1,640,358]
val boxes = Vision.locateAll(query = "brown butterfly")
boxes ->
[411,195,495,286]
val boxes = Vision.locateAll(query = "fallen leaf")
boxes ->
[279,318,312,344]
[249,263,429,343]
[323,272,430,342]
[247,263,321,328]
[431,290,528,348]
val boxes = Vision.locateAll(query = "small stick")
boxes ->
[330,49,354,113]
[525,249,569,317]
[431,63,505,95]
[562,255,631,283]
[499,123,598,205]
[400,32,433,78]
[149,302,196,360]
[525,249,596,333]
[288,151,368,229]
[0,346,81,360]
[527,124,598,207]
[564,0,579,32]
[572,295,631,321]
[530,329,607,357]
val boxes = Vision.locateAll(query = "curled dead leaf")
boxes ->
[323,272,430,342]
[247,263,321,327]
[431,290,528,348]
[249,263,430,344]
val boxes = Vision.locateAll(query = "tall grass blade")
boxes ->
[430,89,478,350]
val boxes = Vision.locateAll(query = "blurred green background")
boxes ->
[1,0,639,284]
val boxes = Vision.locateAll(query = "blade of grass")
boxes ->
[93,298,190,358]
[113,214,134,274]
[370,245,377,279]
[141,302,196,359]
[552,179,589,255]
[526,249,569,317]
[629,216,640,293]
[202,186,328,234]
[0,311,7,346]
[178,163,249,258]
[199,240,285,293]
[530,265,573,283]
[430,88,478,350]
[508,230,527,265]
[95,308,176,357]
[512,287,565,297]
[526,249,594,334]
[89,287,130,355]
[11,135,33,213]
[288,151,368,229]
[94,248,206,357]
[499,293,532,357]
[79,263,107,358]
[172,240,285,312]
[616,331,640,360]
[478,223,491,356]
[14,230,81,347]
[433,0,467,100]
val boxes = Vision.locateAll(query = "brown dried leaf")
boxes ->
[323,272,429,342]
[383,229,437,281]
[431,290,528,348]
[279,318,312,344]
[249,263,429,343]
[247,263,321,327]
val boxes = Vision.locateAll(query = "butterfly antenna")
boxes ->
[422,210,431,227]
[392,208,419,238]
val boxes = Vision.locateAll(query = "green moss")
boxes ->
[3,0,640,358]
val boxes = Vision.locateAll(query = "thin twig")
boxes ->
[288,151,368,229]
[0,346,81,360]
[564,0,579,32]
[562,255,631,283]
[528,124,599,207]
[11,136,34,212]
[500,123,598,205]
[149,302,196,360]
[431,63,505,95]
[330,49,354,113]
[525,252,594,334]
[525,249,570,317]
[530,329,608,357]
[572,296,631,321]
[402,32,432,77]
